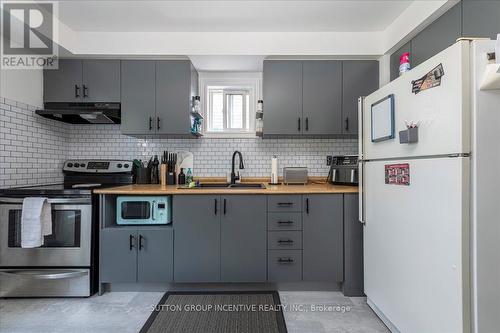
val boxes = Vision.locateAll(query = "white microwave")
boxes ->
[116,196,172,225]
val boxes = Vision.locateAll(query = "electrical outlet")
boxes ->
[326,155,333,166]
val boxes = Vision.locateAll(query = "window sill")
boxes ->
[201,132,260,139]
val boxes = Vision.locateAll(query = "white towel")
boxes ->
[21,197,52,248]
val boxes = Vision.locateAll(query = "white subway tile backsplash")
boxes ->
[0,96,357,188]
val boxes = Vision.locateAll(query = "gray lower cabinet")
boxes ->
[303,194,343,282]
[137,228,174,282]
[411,2,461,67]
[100,227,173,283]
[342,61,379,135]
[342,194,364,296]
[82,60,120,102]
[220,195,267,282]
[263,61,303,135]
[100,228,137,283]
[462,0,500,39]
[390,42,411,81]
[120,61,156,135]
[43,59,83,103]
[173,195,221,282]
[302,61,342,135]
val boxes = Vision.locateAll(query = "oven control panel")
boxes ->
[63,160,133,173]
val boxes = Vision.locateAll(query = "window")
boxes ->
[207,88,250,132]
[199,73,261,137]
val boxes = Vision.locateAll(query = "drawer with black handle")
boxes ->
[268,195,302,212]
[267,250,302,282]
[268,212,302,231]
[268,231,302,250]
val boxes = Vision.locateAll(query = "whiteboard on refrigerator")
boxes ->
[371,94,395,142]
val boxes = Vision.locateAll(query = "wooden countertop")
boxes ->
[94,181,358,195]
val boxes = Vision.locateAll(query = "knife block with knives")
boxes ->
[162,151,177,185]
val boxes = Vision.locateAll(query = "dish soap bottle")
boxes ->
[178,168,186,185]
[186,168,193,187]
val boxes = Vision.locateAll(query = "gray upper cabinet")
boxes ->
[43,59,83,103]
[155,61,194,135]
[302,61,342,135]
[220,195,267,282]
[173,195,221,282]
[390,42,411,81]
[82,60,120,102]
[303,194,343,282]
[100,229,137,283]
[462,0,500,39]
[120,61,156,135]
[137,228,173,283]
[411,2,461,67]
[263,61,303,135]
[342,61,379,135]
[121,60,198,136]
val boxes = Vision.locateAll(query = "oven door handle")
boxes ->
[0,197,91,204]
[0,270,87,280]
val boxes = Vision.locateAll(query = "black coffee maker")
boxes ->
[328,155,359,185]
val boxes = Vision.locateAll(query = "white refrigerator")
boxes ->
[358,40,500,333]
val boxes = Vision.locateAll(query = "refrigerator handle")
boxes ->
[359,161,365,224]
[358,96,365,160]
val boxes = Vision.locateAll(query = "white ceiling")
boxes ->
[58,0,412,33]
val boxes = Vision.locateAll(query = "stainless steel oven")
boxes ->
[0,197,92,267]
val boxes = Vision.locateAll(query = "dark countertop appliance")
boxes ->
[0,159,133,297]
[328,155,359,186]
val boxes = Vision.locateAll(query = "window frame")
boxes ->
[199,73,262,138]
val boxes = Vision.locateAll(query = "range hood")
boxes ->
[36,102,121,124]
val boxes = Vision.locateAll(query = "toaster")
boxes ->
[283,167,308,185]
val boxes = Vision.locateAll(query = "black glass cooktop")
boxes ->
[0,183,95,197]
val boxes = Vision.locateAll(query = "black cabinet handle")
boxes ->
[298,118,301,131]
[277,202,293,206]
[139,235,144,250]
[278,258,294,264]
[74,85,80,98]
[278,239,294,244]
[306,198,309,214]
[83,84,88,98]
[223,198,227,215]
[345,117,349,131]
[277,220,293,224]
[305,117,309,131]
[214,198,218,215]
[129,234,135,251]
[157,117,160,130]
[149,117,153,130]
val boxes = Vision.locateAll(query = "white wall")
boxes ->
[0,68,43,107]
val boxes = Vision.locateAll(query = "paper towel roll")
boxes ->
[271,156,278,184]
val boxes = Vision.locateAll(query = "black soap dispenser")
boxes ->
[178,168,186,185]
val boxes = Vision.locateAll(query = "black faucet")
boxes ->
[231,151,244,184]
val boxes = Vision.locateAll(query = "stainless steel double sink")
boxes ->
[179,183,266,189]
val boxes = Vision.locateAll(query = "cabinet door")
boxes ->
[463,0,500,39]
[100,229,137,283]
[43,59,82,102]
[302,61,342,135]
[411,3,461,67]
[303,195,343,281]
[220,195,267,282]
[263,61,303,135]
[137,228,173,283]
[390,42,411,81]
[82,60,120,102]
[342,61,379,135]
[120,61,156,135]
[342,194,364,296]
[155,60,192,135]
[173,195,220,282]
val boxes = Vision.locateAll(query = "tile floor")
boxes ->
[0,291,389,333]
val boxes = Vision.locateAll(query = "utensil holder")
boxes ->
[136,167,150,184]
[399,127,418,144]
